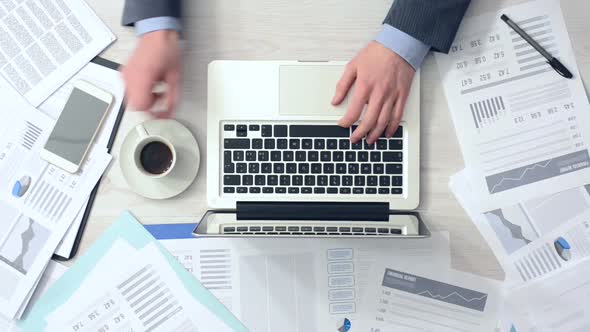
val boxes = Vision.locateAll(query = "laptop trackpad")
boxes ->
[279,65,350,116]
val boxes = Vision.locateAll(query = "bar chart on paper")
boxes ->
[24,165,72,223]
[20,148,106,224]
[24,164,79,223]
[21,121,43,151]
[435,0,590,209]
[469,96,507,129]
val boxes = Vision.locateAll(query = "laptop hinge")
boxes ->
[236,201,389,221]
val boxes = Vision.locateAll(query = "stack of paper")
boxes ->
[0,0,117,325]
[435,0,590,285]
[435,0,590,330]
[18,211,246,332]
[147,224,508,331]
[158,234,452,331]
[0,80,111,320]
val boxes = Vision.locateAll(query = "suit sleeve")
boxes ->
[122,0,182,26]
[383,0,471,53]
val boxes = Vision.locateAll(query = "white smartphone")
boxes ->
[40,80,113,173]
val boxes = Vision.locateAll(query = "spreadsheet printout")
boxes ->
[435,0,590,211]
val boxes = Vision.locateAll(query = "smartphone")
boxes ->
[40,80,113,173]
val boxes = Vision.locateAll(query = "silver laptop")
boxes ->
[195,60,428,238]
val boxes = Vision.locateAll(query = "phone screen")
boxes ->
[44,87,109,165]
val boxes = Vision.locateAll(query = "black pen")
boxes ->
[501,14,573,79]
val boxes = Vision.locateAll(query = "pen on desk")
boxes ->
[500,14,573,79]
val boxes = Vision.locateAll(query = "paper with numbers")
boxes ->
[45,241,233,332]
[435,0,590,211]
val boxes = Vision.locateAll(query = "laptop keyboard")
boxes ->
[222,123,404,196]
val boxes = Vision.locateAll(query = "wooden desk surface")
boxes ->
[76,0,590,280]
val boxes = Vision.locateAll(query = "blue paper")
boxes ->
[144,223,197,240]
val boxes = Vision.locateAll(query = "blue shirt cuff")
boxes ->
[135,17,182,37]
[374,24,430,70]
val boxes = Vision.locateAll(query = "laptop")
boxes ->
[194,60,429,238]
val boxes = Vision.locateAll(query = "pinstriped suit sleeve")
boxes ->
[383,0,471,53]
[122,0,182,26]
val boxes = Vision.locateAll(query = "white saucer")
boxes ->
[120,120,200,199]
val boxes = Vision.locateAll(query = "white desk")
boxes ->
[77,0,590,280]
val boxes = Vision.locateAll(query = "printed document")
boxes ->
[158,233,451,331]
[364,264,503,332]
[435,0,590,211]
[46,241,233,332]
[19,211,246,331]
[450,170,590,287]
[0,0,115,106]
[0,78,111,319]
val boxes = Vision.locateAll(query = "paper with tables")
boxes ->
[0,78,112,319]
[435,0,590,211]
[149,225,452,332]
[450,170,590,287]
[0,0,115,106]
[363,264,503,332]
[18,211,246,332]
[38,60,125,259]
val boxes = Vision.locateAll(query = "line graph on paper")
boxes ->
[485,207,538,254]
[0,215,50,275]
[381,269,489,312]
[485,149,590,194]
[416,290,488,303]
[413,288,488,311]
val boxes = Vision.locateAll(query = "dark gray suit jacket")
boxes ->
[122,0,181,27]
[122,0,470,54]
[384,0,470,53]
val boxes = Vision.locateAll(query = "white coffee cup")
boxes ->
[133,124,177,178]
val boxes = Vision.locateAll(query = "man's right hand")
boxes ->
[122,30,181,118]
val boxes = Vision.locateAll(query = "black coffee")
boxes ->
[140,141,173,175]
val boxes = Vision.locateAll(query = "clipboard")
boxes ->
[52,56,126,261]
